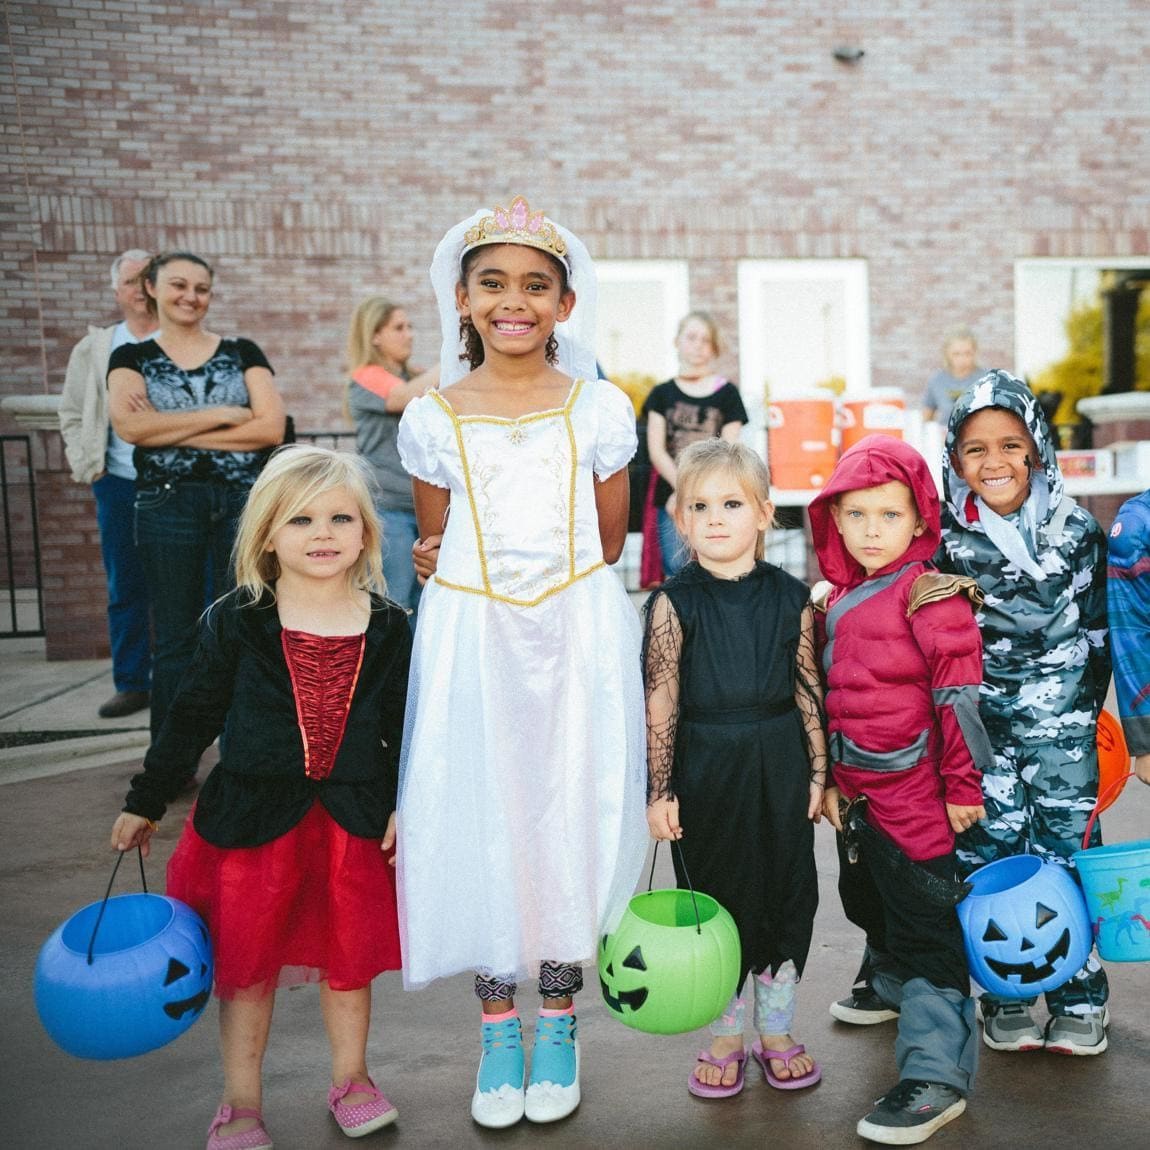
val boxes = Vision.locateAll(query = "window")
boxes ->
[737,259,871,419]
[595,260,690,380]
[1014,257,1149,380]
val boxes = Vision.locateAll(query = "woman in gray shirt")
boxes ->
[346,296,438,622]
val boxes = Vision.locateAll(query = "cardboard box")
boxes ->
[1055,449,1114,480]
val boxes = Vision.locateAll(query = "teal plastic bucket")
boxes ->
[1073,837,1150,963]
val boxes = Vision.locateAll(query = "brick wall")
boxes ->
[3,0,1146,435]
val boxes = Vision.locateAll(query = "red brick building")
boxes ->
[2,2,1146,657]
[4,1,1146,426]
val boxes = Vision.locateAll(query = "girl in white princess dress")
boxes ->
[395,197,648,1131]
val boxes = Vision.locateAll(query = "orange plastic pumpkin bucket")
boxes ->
[1095,709,1131,814]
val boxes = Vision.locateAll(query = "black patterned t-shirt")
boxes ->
[641,379,749,507]
[108,337,274,488]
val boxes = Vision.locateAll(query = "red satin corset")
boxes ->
[280,630,365,780]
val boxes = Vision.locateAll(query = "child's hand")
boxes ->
[412,534,442,584]
[381,811,397,867]
[1135,754,1150,786]
[110,812,157,858]
[822,786,843,832]
[946,802,985,834]
[807,780,825,823]
[646,796,682,841]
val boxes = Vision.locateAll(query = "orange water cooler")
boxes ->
[766,397,838,489]
[837,389,907,453]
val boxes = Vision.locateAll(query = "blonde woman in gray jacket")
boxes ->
[58,249,156,720]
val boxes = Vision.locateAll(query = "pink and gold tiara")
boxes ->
[462,196,569,269]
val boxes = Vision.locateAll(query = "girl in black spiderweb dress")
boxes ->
[643,439,827,1099]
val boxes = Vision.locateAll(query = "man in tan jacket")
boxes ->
[58,250,156,719]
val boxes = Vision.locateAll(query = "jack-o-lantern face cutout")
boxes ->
[162,928,211,1021]
[599,941,650,1014]
[958,855,1091,999]
[36,894,215,1061]
[598,889,741,1035]
[980,902,1071,984]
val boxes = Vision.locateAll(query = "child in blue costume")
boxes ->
[1108,488,1150,784]
[939,370,1112,1055]
[644,438,825,1099]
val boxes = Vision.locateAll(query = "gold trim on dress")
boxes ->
[433,561,606,608]
[430,381,589,605]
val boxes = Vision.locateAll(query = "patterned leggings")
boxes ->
[710,960,799,1037]
[474,962,584,1003]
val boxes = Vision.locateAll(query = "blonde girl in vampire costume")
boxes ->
[111,447,411,1149]
[395,198,648,1128]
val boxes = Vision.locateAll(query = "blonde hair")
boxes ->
[676,310,723,358]
[346,295,406,374]
[941,324,977,363]
[674,439,775,561]
[232,445,385,603]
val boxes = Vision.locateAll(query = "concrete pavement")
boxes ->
[1,641,1148,1148]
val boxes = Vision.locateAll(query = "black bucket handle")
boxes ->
[646,839,703,935]
[87,847,149,966]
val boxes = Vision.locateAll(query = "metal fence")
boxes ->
[293,430,357,451]
[0,435,44,638]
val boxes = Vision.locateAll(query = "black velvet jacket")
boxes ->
[123,590,412,848]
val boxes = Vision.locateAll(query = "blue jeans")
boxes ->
[380,507,421,627]
[134,480,248,739]
[93,473,152,693]
[657,506,689,577]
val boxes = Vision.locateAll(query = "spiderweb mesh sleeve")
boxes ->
[642,589,683,802]
[795,602,828,787]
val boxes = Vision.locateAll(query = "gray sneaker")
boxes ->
[857,1079,966,1145]
[1045,1008,1109,1056]
[978,999,1044,1052]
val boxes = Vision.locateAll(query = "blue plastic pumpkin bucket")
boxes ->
[1073,772,1150,963]
[34,849,213,1060]
[957,854,1092,998]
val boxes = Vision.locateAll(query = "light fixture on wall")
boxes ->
[833,45,865,63]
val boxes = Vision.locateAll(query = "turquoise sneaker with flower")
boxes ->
[525,1010,580,1123]
[471,1014,525,1129]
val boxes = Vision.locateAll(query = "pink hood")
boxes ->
[808,435,941,589]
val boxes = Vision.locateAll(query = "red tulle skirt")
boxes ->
[166,799,401,999]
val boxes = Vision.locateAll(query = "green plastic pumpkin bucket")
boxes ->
[1073,772,1150,963]
[598,844,741,1035]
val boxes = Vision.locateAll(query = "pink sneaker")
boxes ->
[328,1077,399,1137]
[206,1105,273,1150]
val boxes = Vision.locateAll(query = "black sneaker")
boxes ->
[829,983,900,1025]
[857,1079,966,1145]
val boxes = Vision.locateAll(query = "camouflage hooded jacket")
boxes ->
[938,371,1110,743]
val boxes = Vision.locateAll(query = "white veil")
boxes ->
[429,201,600,389]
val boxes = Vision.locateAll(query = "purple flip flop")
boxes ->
[751,1041,822,1090]
[687,1047,747,1098]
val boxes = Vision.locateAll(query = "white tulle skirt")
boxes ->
[396,568,648,990]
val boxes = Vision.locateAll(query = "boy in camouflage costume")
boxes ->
[939,370,1111,1055]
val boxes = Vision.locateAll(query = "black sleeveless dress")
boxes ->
[644,560,819,987]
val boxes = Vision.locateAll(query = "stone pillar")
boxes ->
[1076,392,1150,532]
[1,394,110,660]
